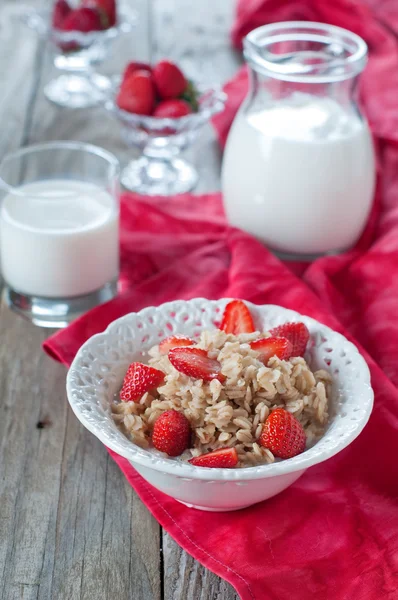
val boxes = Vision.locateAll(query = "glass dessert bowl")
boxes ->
[22,1,136,109]
[105,79,226,195]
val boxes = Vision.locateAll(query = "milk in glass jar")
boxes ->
[222,22,375,257]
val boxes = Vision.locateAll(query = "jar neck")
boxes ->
[244,23,368,84]
[248,67,361,112]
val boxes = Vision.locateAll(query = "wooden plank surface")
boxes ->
[0,0,241,598]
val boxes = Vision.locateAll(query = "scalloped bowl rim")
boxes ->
[66,299,374,481]
[105,84,227,128]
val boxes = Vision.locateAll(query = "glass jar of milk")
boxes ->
[222,22,376,258]
[0,142,120,328]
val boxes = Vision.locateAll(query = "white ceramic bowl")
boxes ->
[66,299,373,511]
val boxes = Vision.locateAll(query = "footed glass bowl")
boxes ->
[23,2,136,109]
[105,81,226,195]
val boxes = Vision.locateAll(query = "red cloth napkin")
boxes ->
[44,1,398,598]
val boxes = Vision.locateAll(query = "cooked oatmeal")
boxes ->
[112,329,331,467]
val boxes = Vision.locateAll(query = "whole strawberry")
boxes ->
[123,61,152,82]
[153,60,187,99]
[52,0,71,29]
[259,408,306,459]
[154,99,192,118]
[152,410,191,457]
[117,70,156,115]
[60,7,103,33]
[120,362,164,402]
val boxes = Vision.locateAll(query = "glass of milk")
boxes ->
[222,22,376,258]
[0,142,120,328]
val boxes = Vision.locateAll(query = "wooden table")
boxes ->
[0,1,242,598]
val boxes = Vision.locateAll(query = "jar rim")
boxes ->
[244,21,368,83]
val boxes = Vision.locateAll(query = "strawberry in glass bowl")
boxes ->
[22,0,136,109]
[104,60,226,195]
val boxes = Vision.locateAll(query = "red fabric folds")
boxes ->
[43,1,398,598]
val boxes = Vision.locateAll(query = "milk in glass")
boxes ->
[0,179,119,298]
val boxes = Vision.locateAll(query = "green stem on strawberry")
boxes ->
[180,80,199,112]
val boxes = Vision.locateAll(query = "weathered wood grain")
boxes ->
[163,533,239,600]
[47,406,161,600]
[0,2,44,158]
[0,2,161,599]
[0,0,243,598]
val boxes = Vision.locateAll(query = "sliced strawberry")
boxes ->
[52,0,71,29]
[189,447,238,468]
[153,60,187,99]
[159,335,194,355]
[220,300,255,335]
[168,347,225,382]
[250,336,293,364]
[116,70,155,115]
[152,410,191,457]
[269,322,310,357]
[259,408,306,459]
[120,362,164,402]
[154,99,192,118]
[123,61,152,81]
